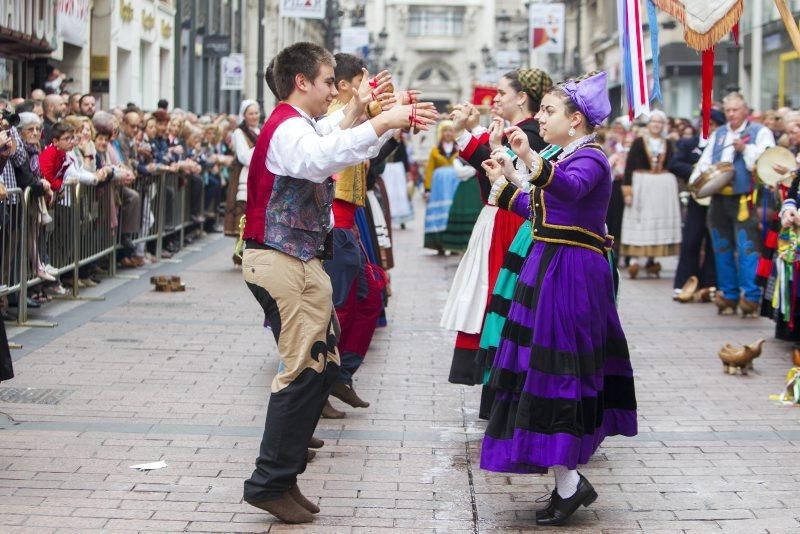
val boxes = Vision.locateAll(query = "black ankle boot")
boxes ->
[535,473,597,526]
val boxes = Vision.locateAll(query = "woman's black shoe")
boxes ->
[535,474,597,526]
[535,489,557,520]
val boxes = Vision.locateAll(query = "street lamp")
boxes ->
[517,33,529,68]
[370,28,388,71]
[481,45,493,69]
[387,54,398,72]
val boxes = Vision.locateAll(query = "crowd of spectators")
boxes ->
[0,89,249,319]
[597,98,800,298]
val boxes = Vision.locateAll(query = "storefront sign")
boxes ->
[0,0,57,52]
[203,35,231,57]
[57,0,90,47]
[220,54,244,91]
[529,3,565,53]
[280,0,327,20]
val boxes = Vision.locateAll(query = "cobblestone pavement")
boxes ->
[2,205,800,533]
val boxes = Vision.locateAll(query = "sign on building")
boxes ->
[280,0,327,20]
[204,35,232,58]
[339,27,369,58]
[529,3,565,53]
[57,0,90,47]
[221,54,244,91]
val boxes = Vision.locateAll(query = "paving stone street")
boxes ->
[3,204,800,533]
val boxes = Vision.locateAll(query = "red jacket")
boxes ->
[38,144,68,192]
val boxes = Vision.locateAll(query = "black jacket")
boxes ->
[667,136,702,184]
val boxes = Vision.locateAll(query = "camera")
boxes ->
[0,110,20,131]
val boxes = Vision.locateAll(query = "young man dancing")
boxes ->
[240,42,437,524]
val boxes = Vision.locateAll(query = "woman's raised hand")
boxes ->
[490,147,515,178]
[481,158,505,184]
[488,117,505,151]
[504,126,530,155]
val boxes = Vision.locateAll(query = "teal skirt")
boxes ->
[474,221,533,419]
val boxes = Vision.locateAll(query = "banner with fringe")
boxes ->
[651,0,742,139]
[651,0,742,51]
[619,0,650,119]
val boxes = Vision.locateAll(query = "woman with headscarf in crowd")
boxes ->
[620,109,681,279]
[480,71,636,527]
[423,120,461,253]
[224,100,260,264]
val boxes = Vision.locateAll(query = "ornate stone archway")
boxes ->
[407,60,461,112]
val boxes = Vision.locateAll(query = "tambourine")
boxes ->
[756,146,797,188]
[691,162,735,199]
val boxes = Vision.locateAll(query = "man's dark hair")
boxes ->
[265,57,278,99]
[157,99,169,110]
[78,94,94,106]
[333,53,365,85]
[273,42,335,101]
[15,99,38,113]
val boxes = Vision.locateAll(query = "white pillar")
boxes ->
[750,0,763,110]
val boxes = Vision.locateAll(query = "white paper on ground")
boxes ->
[129,460,167,471]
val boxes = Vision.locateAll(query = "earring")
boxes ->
[568,127,576,137]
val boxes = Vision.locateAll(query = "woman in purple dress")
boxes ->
[480,71,637,527]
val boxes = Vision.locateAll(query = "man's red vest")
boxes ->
[242,103,301,243]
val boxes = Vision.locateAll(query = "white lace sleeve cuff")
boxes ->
[487,177,509,206]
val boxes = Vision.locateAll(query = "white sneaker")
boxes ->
[44,264,59,276]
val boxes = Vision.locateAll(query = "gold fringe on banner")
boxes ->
[652,0,743,51]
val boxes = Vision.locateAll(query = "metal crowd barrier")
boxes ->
[0,187,24,301]
[2,171,206,327]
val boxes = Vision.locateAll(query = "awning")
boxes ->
[0,26,55,59]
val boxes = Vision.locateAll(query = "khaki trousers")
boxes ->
[242,248,339,392]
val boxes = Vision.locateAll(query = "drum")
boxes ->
[691,162,735,199]
[756,146,797,188]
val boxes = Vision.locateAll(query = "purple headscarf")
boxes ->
[561,71,611,127]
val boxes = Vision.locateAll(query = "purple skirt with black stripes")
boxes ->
[481,240,637,473]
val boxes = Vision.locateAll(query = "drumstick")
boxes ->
[719,134,750,151]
